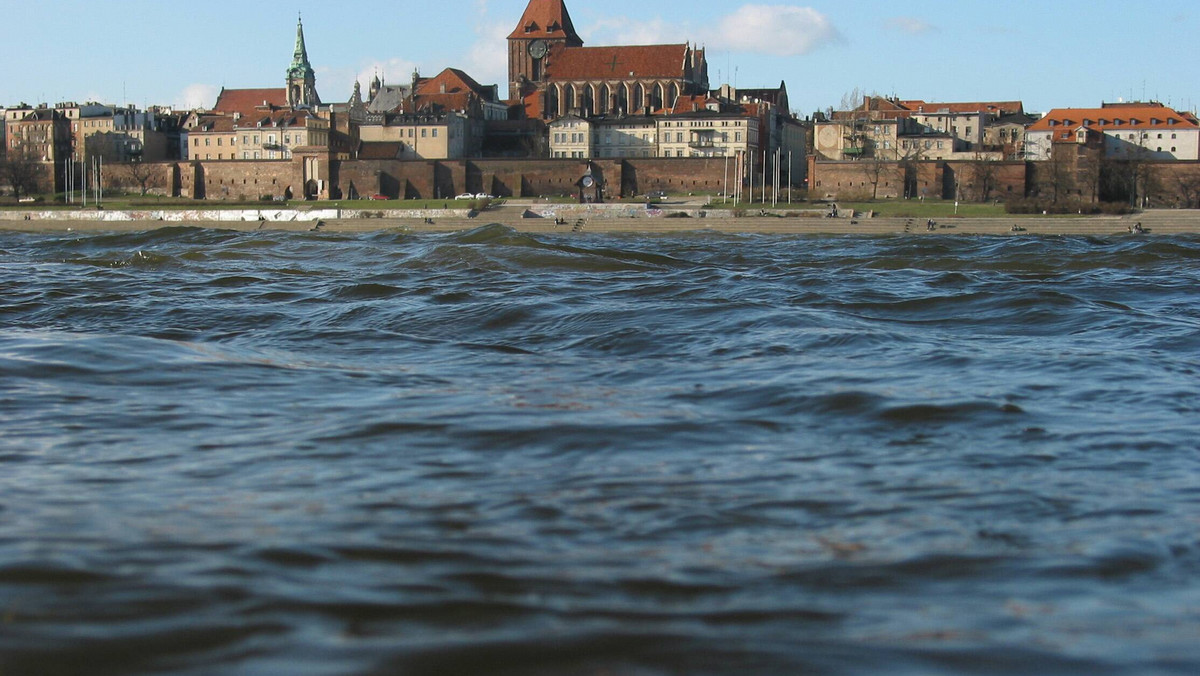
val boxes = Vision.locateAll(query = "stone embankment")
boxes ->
[2,204,1198,236]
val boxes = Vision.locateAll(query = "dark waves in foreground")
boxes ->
[1,225,1198,675]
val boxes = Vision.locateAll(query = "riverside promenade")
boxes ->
[2,200,1198,236]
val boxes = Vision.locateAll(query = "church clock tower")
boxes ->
[286,16,320,108]
[507,0,583,101]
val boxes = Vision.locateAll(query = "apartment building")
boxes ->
[1025,102,1199,161]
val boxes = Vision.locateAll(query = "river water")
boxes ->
[1,225,1198,675]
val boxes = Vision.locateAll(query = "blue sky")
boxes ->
[2,0,1197,116]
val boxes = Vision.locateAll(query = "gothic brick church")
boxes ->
[508,0,709,120]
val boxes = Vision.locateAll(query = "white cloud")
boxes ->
[886,17,936,35]
[351,58,420,91]
[584,17,681,46]
[703,5,841,57]
[176,84,220,110]
[464,21,511,87]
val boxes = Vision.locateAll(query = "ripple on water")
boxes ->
[0,230,1197,675]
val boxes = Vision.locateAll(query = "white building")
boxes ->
[1025,102,1199,161]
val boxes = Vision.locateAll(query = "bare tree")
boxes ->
[1171,168,1200,208]
[118,160,163,196]
[896,143,925,199]
[1037,145,1075,204]
[858,142,890,199]
[968,153,999,202]
[837,87,879,113]
[0,144,43,199]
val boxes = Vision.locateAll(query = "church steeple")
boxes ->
[286,15,320,108]
[507,0,584,101]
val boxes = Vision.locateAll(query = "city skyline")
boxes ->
[2,0,1198,116]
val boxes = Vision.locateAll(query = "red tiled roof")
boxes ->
[662,95,718,114]
[416,68,494,101]
[238,109,315,128]
[545,44,691,81]
[358,142,403,160]
[522,90,544,119]
[508,0,581,41]
[191,115,236,133]
[1028,105,1199,133]
[901,100,1024,116]
[213,88,288,117]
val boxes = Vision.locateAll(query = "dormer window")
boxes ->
[548,21,560,33]
[1113,119,1122,126]
[524,22,538,33]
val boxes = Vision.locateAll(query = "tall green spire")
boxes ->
[288,15,314,80]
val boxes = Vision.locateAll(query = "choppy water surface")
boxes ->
[1,225,1198,675]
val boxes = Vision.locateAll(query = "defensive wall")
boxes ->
[170,157,732,201]
[810,158,1028,202]
[20,156,1197,210]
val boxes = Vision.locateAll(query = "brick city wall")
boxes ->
[1143,161,1200,208]
[811,159,1027,201]
[331,157,728,200]
[179,161,300,200]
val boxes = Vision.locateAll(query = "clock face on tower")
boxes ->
[529,40,548,59]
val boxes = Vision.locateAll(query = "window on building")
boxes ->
[421,129,427,138]
[432,129,438,137]
[205,138,210,146]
